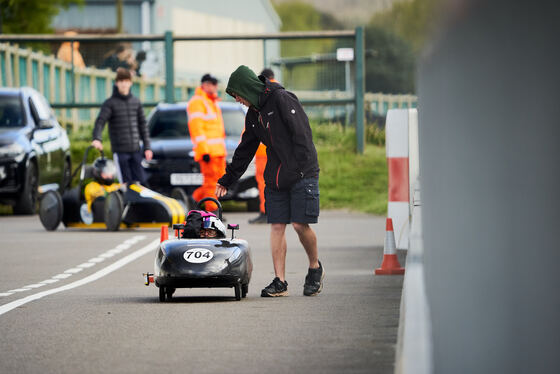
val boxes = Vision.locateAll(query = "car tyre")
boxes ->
[234,283,242,301]
[39,190,63,231]
[242,284,248,298]
[14,161,38,215]
[171,187,191,210]
[61,157,72,192]
[246,197,260,212]
[159,286,166,302]
[166,287,175,301]
[104,191,123,231]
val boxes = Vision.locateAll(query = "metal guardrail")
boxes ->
[0,29,374,152]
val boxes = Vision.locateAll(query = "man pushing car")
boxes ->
[215,65,324,297]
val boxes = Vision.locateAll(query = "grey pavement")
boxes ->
[0,210,404,373]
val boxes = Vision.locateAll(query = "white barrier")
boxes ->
[385,108,418,250]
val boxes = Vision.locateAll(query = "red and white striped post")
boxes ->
[386,109,415,250]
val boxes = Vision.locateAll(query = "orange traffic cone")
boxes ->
[160,225,169,243]
[375,218,405,275]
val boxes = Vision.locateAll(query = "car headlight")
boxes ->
[0,143,24,161]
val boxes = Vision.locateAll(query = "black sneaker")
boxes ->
[248,213,267,224]
[261,277,288,297]
[303,261,325,296]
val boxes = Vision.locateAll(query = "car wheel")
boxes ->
[159,287,166,302]
[61,158,72,192]
[171,187,190,209]
[104,191,123,231]
[246,197,260,212]
[166,287,175,301]
[234,283,242,301]
[14,161,38,215]
[39,190,63,231]
[242,284,248,298]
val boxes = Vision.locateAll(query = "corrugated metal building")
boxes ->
[53,0,281,82]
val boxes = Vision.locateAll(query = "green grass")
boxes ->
[1,122,388,216]
[313,123,388,215]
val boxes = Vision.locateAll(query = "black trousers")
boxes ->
[114,151,145,184]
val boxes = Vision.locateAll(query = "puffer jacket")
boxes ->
[92,86,150,153]
[218,78,319,191]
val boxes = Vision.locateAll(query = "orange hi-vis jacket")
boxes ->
[187,87,226,162]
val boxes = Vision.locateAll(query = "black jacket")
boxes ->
[93,86,150,153]
[218,79,319,191]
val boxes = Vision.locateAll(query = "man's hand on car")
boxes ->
[202,154,210,162]
[216,183,227,198]
[91,139,103,150]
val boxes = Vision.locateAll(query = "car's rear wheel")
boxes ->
[242,284,248,298]
[159,287,166,302]
[14,162,38,215]
[104,191,123,231]
[39,190,63,231]
[234,283,242,301]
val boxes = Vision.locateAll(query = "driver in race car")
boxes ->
[199,215,226,238]
[84,157,121,212]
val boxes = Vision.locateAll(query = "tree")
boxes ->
[369,0,442,53]
[364,25,415,94]
[272,1,345,90]
[0,0,83,34]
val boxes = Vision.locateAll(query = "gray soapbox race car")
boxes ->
[144,198,253,301]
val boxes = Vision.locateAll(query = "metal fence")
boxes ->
[0,29,417,153]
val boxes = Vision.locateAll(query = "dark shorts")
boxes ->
[265,178,320,224]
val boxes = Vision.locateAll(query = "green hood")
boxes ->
[226,65,265,109]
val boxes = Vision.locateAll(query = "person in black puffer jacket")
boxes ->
[91,67,152,184]
[216,65,324,298]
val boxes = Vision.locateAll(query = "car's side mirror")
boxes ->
[38,119,54,129]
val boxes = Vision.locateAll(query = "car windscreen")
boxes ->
[222,108,245,137]
[149,109,189,138]
[0,95,24,127]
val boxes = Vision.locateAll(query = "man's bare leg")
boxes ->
[270,223,288,281]
[292,222,319,269]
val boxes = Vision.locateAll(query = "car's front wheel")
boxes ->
[14,162,38,215]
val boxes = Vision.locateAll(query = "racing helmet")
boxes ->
[202,216,226,238]
[92,157,117,185]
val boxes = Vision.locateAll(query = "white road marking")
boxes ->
[77,262,96,269]
[0,238,159,317]
[64,268,83,274]
[0,235,148,298]
[23,284,45,289]
[52,273,72,279]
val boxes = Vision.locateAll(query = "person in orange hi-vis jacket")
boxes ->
[248,68,278,224]
[56,31,86,68]
[187,74,226,212]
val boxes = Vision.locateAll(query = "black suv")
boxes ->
[0,87,71,214]
[142,101,259,211]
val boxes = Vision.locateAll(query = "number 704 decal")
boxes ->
[183,248,214,263]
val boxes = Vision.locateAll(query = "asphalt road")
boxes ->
[0,211,404,374]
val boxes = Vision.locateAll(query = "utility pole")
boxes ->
[116,0,123,33]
